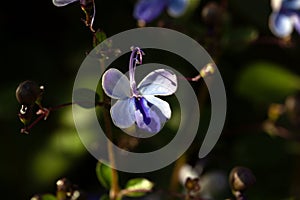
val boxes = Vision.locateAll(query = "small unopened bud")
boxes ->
[285,93,300,125]
[268,103,285,122]
[30,195,42,200]
[185,177,201,193]
[57,178,73,194]
[201,2,222,26]
[229,166,256,192]
[200,63,216,78]
[16,80,42,105]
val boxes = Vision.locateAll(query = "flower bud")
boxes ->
[201,2,222,26]
[285,93,300,125]
[56,177,73,193]
[229,166,256,192]
[30,195,42,200]
[16,80,42,106]
[185,177,201,193]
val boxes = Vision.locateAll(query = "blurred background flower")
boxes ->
[269,0,300,38]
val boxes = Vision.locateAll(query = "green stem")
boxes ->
[99,59,120,200]
[103,103,120,200]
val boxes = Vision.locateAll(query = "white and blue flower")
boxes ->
[102,47,177,134]
[52,0,96,32]
[269,0,300,38]
[133,0,189,23]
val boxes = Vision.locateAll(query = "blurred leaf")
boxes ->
[30,129,86,185]
[96,162,113,189]
[176,0,201,20]
[235,62,300,103]
[222,27,258,52]
[99,194,109,200]
[36,194,57,200]
[93,30,107,48]
[73,88,100,109]
[124,178,154,197]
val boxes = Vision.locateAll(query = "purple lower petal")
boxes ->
[134,97,167,133]
[134,97,152,125]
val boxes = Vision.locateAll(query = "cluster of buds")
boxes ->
[16,80,49,134]
[31,178,86,200]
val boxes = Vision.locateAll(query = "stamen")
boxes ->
[129,47,145,94]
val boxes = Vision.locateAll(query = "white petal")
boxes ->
[53,0,78,7]
[144,95,171,119]
[110,99,135,128]
[269,12,293,38]
[102,68,131,99]
[137,69,177,96]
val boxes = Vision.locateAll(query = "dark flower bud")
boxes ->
[285,93,300,125]
[229,166,256,192]
[185,177,201,193]
[16,80,42,106]
[30,195,42,200]
[56,178,73,194]
[201,2,222,26]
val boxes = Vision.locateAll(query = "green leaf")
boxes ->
[235,62,300,103]
[32,194,57,200]
[99,194,109,200]
[124,178,154,197]
[93,30,107,48]
[96,162,113,189]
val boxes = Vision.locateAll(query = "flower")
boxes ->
[269,0,300,38]
[133,0,189,23]
[101,47,177,134]
[52,0,96,32]
[52,0,79,7]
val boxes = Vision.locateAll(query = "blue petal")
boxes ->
[293,14,300,33]
[110,98,135,128]
[144,95,171,119]
[52,0,78,7]
[269,12,294,37]
[133,0,168,22]
[137,69,177,96]
[167,0,189,17]
[282,0,300,9]
[102,68,131,99]
[134,97,167,133]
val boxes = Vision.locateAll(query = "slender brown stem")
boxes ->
[169,154,186,192]
[99,58,120,200]
[21,113,45,134]
[102,102,120,200]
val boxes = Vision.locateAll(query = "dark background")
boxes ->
[1,0,300,199]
